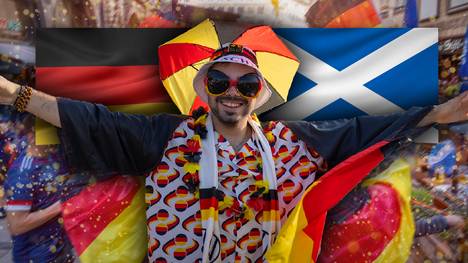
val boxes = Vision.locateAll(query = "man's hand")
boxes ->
[6,200,63,236]
[0,75,20,105]
[418,91,468,126]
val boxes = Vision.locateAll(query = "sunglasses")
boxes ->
[205,70,262,98]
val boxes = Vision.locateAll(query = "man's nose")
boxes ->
[225,83,240,96]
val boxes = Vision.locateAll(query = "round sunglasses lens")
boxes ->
[237,74,261,97]
[207,70,229,95]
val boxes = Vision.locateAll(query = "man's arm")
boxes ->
[286,91,468,168]
[0,76,61,127]
[1,75,186,175]
[414,214,464,237]
[6,201,61,236]
[417,91,468,127]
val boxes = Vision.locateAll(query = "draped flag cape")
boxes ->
[61,176,147,263]
[265,140,376,261]
[266,156,415,263]
[318,159,415,263]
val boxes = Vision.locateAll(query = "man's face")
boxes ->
[207,63,257,125]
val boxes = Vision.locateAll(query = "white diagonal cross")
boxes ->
[265,28,438,120]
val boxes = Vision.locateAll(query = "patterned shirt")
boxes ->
[145,118,325,262]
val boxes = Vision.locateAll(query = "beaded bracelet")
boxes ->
[13,86,33,112]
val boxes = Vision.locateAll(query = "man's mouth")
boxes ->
[217,97,247,109]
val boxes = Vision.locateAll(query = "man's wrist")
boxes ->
[418,105,441,127]
[8,82,21,105]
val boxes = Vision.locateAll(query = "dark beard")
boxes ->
[208,96,251,125]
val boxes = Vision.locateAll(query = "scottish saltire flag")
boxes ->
[262,28,438,122]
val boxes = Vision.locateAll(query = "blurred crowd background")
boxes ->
[0,0,467,262]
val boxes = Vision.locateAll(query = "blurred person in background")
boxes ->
[1,90,74,262]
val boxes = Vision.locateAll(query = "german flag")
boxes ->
[36,28,184,144]
[36,29,187,262]
[265,143,415,263]
[62,176,147,263]
[318,159,414,263]
[265,141,390,262]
